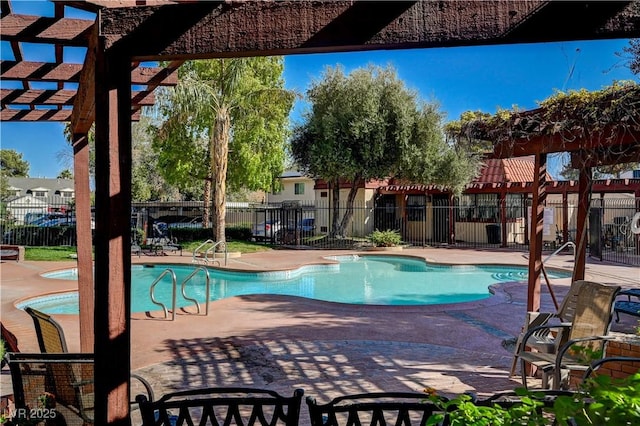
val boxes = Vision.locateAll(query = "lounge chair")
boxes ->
[614,288,640,322]
[517,281,620,389]
[510,280,585,378]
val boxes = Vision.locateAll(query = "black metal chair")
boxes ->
[136,387,304,426]
[306,392,447,426]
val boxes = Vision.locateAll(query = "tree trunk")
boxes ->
[331,178,342,237]
[339,175,362,237]
[202,177,212,228]
[211,107,231,247]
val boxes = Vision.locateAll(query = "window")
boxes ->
[294,183,305,195]
[456,194,499,221]
[61,191,74,198]
[506,194,525,219]
[34,191,47,197]
[633,170,640,178]
[406,195,426,221]
[457,194,474,220]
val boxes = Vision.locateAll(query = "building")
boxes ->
[4,177,75,224]
[266,171,316,205]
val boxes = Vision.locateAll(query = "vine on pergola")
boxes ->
[446,81,640,175]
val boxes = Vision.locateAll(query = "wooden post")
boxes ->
[72,134,94,353]
[499,189,507,247]
[448,193,455,245]
[527,153,547,312]
[562,191,569,244]
[94,43,132,425]
[573,167,592,282]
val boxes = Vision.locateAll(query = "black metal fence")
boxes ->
[2,197,638,266]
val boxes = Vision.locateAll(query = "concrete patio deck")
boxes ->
[1,247,638,418]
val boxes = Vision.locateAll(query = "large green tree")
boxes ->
[64,117,187,201]
[291,65,478,237]
[150,57,295,244]
[0,149,29,177]
[0,149,29,200]
[131,116,183,201]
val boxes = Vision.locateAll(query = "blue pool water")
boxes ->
[24,255,570,314]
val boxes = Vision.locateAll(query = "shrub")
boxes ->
[368,229,402,247]
[425,372,640,425]
[226,226,253,241]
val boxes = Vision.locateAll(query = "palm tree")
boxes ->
[153,58,294,245]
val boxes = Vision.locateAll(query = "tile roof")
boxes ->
[476,156,552,183]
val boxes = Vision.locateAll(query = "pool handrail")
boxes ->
[205,241,227,266]
[180,266,211,316]
[192,239,215,264]
[149,268,177,320]
[192,239,227,266]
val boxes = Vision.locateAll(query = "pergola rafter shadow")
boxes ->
[2,1,640,424]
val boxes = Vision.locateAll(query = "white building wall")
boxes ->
[266,177,316,204]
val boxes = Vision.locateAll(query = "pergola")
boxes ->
[2,1,640,424]
[484,97,640,312]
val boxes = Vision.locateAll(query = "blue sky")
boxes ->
[0,1,637,179]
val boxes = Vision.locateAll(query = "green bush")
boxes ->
[368,229,402,247]
[425,372,640,425]
[169,227,212,242]
[226,226,253,241]
[131,227,144,244]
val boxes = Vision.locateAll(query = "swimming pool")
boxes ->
[24,255,570,314]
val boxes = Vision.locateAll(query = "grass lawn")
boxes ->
[25,241,272,261]
[25,246,79,261]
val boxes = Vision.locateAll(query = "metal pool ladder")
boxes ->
[149,267,212,320]
[192,239,227,266]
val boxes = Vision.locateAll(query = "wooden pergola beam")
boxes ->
[98,1,640,61]
[0,107,141,122]
[1,60,178,85]
[0,108,72,121]
[70,24,97,134]
[0,13,92,45]
[1,88,155,106]
[493,130,640,158]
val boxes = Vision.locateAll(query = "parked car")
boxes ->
[276,218,316,243]
[299,218,316,235]
[168,217,203,229]
[27,212,66,226]
[252,220,281,241]
[38,217,96,229]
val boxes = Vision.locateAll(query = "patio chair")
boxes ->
[25,306,69,353]
[306,392,447,426]
[517,281,620,390]
[7,352,95,425]
[509,280,586,377]
[21,308,155,418]
[136,387,304,426]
